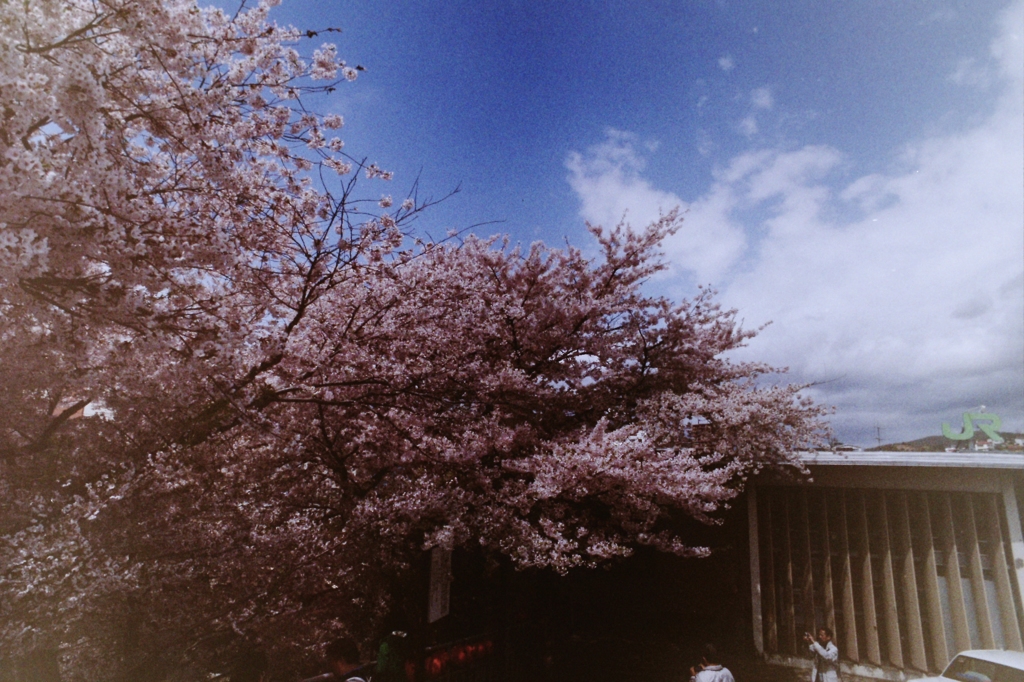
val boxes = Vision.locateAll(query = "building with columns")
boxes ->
[747,451,1024,680]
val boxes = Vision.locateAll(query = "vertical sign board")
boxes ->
[428,547,452,624]
[748,485,764,655]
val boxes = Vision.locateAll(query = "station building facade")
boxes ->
[747,451,1024,680]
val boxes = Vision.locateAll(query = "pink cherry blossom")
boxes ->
[0,0,826,678]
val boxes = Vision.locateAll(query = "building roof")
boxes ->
[797,450,1024,470]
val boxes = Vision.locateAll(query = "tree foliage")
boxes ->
[0,0,826,678]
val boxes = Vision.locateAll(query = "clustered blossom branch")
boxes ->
[0,0,828,679]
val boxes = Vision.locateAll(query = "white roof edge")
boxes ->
[796,450,1024,469]
[953,649,1024,667]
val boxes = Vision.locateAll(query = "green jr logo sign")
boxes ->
[942,412,1004,444]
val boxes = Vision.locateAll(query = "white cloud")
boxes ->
[736,88,773,138]
[565,130,746,284]
[751,87,774,110]
[724,3,1024,442]
[567,0,1024,444]
[992,0,1023,81]
[948,57,994,87]
[924,7,959,24]
[696,129,714,157]
[738,115,758,136]
[564,129,671,230]
[718,55,735,71]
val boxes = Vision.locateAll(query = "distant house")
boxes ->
[748,451,1024,681]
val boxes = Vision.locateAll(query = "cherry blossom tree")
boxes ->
[0,0,827,678]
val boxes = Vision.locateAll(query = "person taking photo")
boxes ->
[804,627,839,682]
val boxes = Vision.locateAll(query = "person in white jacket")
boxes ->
[804,628,840,682]
[689,643,735,682]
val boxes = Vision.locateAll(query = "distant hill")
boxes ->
[869,432,1024,452]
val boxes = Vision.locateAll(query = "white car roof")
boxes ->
[953,650,1024,669]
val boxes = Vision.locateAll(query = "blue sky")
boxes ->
[268,0,1023,446]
